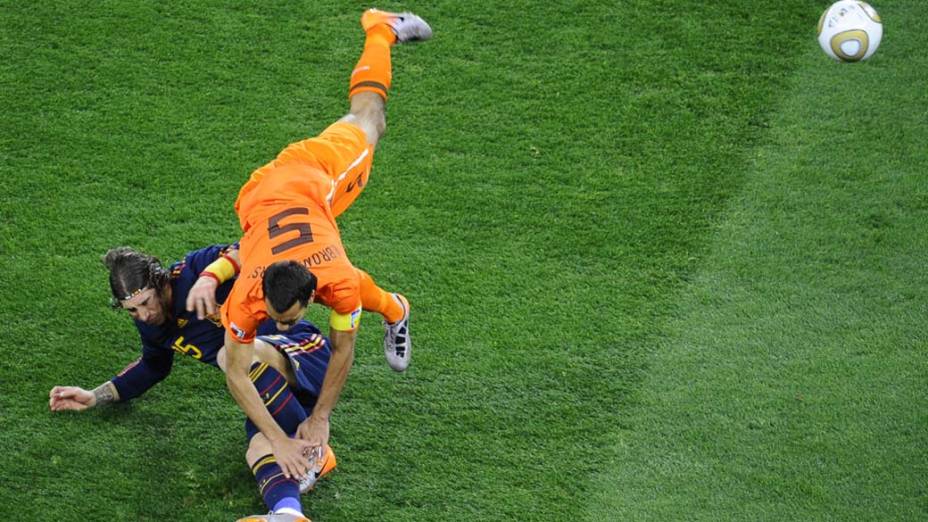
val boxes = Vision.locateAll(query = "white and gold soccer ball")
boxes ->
[817,1,883,62]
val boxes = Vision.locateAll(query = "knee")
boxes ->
[367,110,386,141]
[346,92,387,145]
[348,111,386,146]
[246,433,273,466]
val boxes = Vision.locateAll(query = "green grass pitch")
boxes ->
[1,1,925,520]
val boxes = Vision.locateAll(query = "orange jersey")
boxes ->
[222,122,374,343]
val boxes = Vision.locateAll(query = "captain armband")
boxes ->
[201,254,240,284]
[329,307,362,331]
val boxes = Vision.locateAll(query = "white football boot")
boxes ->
[236,512,311,522]
[383,293,411,372]
[361,8,433,43]
[298,444,337,494]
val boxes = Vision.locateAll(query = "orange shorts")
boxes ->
[222,122,374,343]
[236,121,375,227]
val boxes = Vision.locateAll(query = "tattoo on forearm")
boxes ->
[92,382,118,405]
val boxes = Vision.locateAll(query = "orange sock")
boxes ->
[356,268,404,323]
[349,25,395,100]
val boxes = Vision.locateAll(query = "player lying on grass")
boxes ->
[49,245,333,521]
[180,11,433,507]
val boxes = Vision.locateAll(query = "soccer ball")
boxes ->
[817,1,883,62]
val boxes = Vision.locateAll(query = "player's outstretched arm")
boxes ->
[224,332,313,479]
[297,327,357,451]
[48,382,119,412]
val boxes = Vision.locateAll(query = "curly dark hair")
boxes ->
[102,247,169,308]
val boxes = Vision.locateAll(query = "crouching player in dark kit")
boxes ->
[49,245,333,521]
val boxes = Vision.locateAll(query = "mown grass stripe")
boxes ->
[588,2,928,519]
